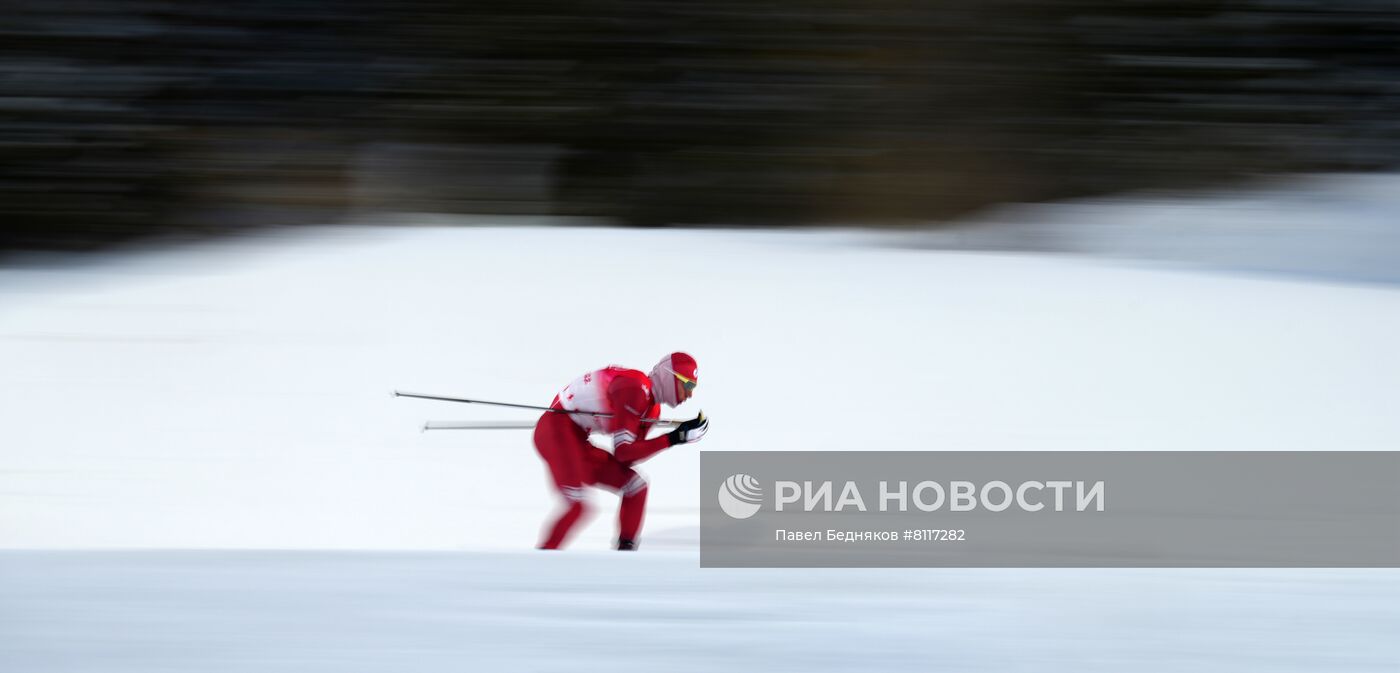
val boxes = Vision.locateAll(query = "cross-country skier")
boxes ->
[534,352,708,550]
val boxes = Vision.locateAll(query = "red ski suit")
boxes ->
[534,366,672,549]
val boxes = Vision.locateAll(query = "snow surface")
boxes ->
[911,172,1400,284]
[4,223,1399,551]
[3,552,1398,673]
[2,212,1399,670]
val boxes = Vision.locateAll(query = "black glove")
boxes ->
[666,411,708,446]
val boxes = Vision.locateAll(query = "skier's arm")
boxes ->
[610,413,672,465]
[613,411,708,464]
[607,378,707,465]
[607,380,674,465]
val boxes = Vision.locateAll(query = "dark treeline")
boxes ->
[4,0,1398,249]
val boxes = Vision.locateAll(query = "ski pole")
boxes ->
[422,418,684,431]
[394,391,573,414]
[393,391,684,425]
[423,420,538,431]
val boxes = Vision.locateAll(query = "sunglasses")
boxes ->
[674,371,697,393]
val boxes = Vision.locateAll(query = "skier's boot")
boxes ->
[616,538,637,551]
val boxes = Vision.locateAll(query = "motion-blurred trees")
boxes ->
[4,0,1398,248]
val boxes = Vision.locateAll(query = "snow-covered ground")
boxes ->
[3,552,1397,673]
[2,189,1399,670]
[912,172,1400,284]
[4,223,1399,550]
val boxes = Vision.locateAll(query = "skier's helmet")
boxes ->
[650,352,698,407]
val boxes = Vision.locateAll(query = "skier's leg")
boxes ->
[541,499,588,550]
[593,455,649,550]
[617,478,648,550]
[534,413,592,549]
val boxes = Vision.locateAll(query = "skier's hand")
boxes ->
[667,411,708,446]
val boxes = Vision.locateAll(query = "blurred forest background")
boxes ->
[4,0,1399,250]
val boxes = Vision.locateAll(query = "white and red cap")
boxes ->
[649,352,698,407]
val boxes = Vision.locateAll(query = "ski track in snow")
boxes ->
[2,551,1398,673]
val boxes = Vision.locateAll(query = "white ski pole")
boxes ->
[421,418,684,431]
